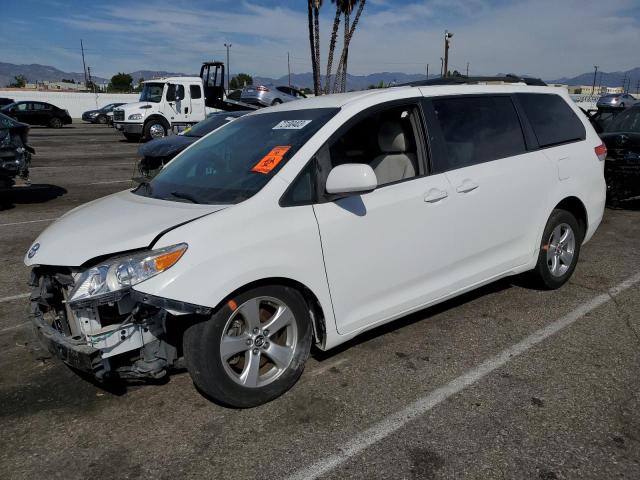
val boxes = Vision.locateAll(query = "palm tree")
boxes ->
[307,1,319,95]
[324,0,344,94]
[313,0,323,96]
[332,0,366,93]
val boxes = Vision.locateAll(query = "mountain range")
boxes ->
[1,61,638,91]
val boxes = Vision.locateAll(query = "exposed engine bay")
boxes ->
[29,265,210,381]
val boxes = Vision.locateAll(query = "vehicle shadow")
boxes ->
[0,184,67,211]
[607,198,640,211]
[311,277,514,362]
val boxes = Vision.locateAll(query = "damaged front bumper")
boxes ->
[30,267,210,381]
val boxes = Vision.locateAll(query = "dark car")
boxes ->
[136,110,249,179]
[82,102,125,124]
[0,97,14,107]
[0,112,34,188]
[582,107,624,133]
[599,105,640,207]
[0,101,72,128]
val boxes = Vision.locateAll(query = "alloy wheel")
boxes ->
[220,296,298,388]
[546,223,575,277]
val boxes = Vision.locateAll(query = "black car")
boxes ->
[599,105,640,207]
[0,97,14,107]
[82,102,125,124]
[0,101,72,128]
[136,111,249,179]
[0,112,34,188]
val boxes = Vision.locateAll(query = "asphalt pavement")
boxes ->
[0,123,639,480]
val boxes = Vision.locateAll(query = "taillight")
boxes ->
[595,143,607,161]
[256,85,270,92]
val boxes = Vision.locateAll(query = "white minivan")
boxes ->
[25,85,606,407]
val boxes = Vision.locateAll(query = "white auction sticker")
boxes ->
[273,120,312,130]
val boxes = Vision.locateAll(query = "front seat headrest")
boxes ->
[378,121,408,153]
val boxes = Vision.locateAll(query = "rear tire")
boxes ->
[530,209,582,290]
[184,285,312,408]
[49,117,62,128]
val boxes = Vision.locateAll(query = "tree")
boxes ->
[332,0,366,93]
[324,0,343,94]
[61,78,75,84]
[9,75,27,88]
[229,73,253,89]
[308,1,323,96]
[108,72,133,92]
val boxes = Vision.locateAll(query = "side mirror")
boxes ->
[326,163,377,196]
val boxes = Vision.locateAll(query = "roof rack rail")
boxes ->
[400,74,547,87]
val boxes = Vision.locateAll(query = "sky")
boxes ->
[1,0,639,81]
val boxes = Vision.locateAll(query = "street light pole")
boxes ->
[466,62,469,77]
[440,57,444,77]
[443,30,453,77]
[224,43,232,90]
[591,65,598,95]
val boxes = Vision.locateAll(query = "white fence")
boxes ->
[0,90,139,118]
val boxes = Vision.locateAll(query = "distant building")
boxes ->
[568,85,624,95]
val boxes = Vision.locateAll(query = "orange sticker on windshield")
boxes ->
[251,146,291,174]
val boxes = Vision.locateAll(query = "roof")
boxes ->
[253,84,570,114]
[143,76,202,84]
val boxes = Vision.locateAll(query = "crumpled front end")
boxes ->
[29,266,210,381]
[0,127,32,187]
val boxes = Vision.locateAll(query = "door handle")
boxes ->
[456,180,479,194]
[424,188,448,203]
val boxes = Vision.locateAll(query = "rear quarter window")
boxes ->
[516,93,586,148]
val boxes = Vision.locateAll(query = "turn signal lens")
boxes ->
[154,246,187,271]
[594,143,607,161]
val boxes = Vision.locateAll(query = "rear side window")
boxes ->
[190,85,202,99]
[516,93,586,148]
[430,96,526,172]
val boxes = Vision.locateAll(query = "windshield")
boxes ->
[0,102,16,112]
[605,108,640,133]
[139,83,164,103]
[185,113,244,138]
[134,108,338,204]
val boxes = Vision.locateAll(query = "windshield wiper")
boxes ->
[134,181,153,195]
[170,191,201,204]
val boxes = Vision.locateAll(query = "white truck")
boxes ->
[113,62,255,141]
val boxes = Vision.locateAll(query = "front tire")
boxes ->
[49,117,62,128]
[97,114,107,124]
[271,99,283,106]
[143,119,168,141]
[530,209,582,290]
[184,285,312,408]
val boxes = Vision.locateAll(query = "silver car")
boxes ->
[596,93,637,109]
[240,85,307,107]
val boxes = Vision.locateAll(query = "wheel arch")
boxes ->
[553,196,588,240]
[144,114,170,128]
[213,277,328,349]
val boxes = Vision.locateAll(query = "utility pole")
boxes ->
[87,66,94,93]
[598,71,603,94]
[621,72,627,93]
[224,43,232,90]
[466,62,469,77]
[288,52,291,87]
[443,30,453,77]
[80,39,88,90]
[591,65,598,95]
[426,63,429,80]
[636,79,639,94]
[440,57,444,77]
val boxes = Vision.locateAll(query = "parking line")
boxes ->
[0,218,58,227]
[0,323,28,334]
[286,272,640,480]
[31,162,133,169]
[0,293,30,304]
[86,180,131,185]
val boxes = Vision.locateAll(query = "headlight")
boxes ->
[69,243,187,304]
[128,113,143,120]
[89,112,99,117]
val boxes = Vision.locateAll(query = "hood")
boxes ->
[25,190,227,267]
[138,135,197,158]
[118,102,154,113]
